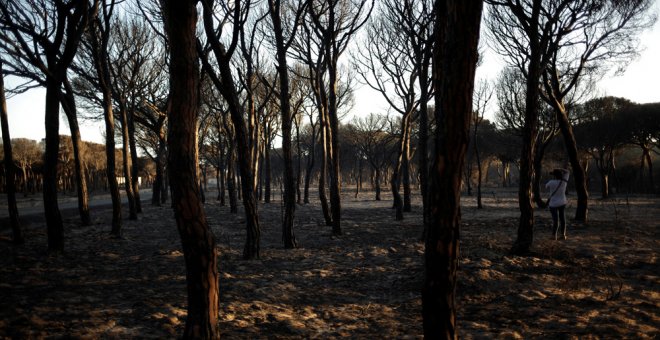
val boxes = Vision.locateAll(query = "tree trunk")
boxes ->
[162,1,219,337]
[422,2,482,338]
[375,168,382,201]
[44,78,64,253]
[295,117,302,204]
[318,109,332,226]
[418,66,431,234]
[402,122,412,212]
[264,138,272,203]
[326,60,342,235]
[269,0,297,248]
[120,110,137,220]
[128,110,142,213]
[555,105,589,221]
[532,139,548,208]
[61,88,91,226]
[511,0,543,255]
[0,60,24,244]
[227,146,238,214]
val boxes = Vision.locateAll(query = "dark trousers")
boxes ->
[549,205,566,238]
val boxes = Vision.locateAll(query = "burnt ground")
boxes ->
[0,189,658,338]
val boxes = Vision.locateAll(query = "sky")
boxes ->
[3,1,660,145]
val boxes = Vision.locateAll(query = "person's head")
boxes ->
[551,169,563,179]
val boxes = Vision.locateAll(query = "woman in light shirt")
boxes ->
[546,168,570,240]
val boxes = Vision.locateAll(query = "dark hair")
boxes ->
[551,169,562,179]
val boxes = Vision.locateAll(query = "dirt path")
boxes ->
[0,190,658,338]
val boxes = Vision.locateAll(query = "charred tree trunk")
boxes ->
[128,110,142,213]
[511,0,543,256]
[423,1,482,338]
[162,1,219,337]
[90,18,123,235]
[61,84,91,226]
[555,106,588,221]
[120,110,137,220]
[264,137,272,204]
[402,123,412,212]
[532,138,548,208]
[269,0,297,248]
[318,110,332,226]
[374,168,382,201]
[0,60,23,244]
[295,119,302,205]
[44,78,65,253]
[227,144,238,214]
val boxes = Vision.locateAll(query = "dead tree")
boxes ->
[161,0,219,337]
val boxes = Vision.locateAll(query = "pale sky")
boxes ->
[3,2,660,145]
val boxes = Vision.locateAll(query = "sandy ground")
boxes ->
[0,188,658,338]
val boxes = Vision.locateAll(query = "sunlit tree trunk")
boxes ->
[423,0,482,338]
[162,0,219,337]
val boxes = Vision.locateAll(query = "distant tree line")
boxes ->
[0,137,156,194]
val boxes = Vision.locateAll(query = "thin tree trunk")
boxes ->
[128,110,142,213]
[162,1,219,337]
[511,0,543,255]
[375,168,382,201]
[555,105,589,221]
[318,110,332,225]
[0,60,23,244]
[403,123,412,212]
[90,20,123,235]
[61,81,91,226]
[120,110,137,220]
[44,78,64,253]
[265,137,272,203]
[269,0,297,248]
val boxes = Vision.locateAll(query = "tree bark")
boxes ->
[128,110,142,213]
[554,105,589,221]
[44,78,65,253]
[318,108,332,226]
[120,109,137,220]
[422,1,482,338]
[162,1,219,337]
[0,59,23,244]
[89,16,123,235]
[268,0,297,248]
[510,0,543,255]
[61,83,91,226]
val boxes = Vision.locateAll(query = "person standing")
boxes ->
[546,168,570,240]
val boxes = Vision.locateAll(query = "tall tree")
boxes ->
[0,0,97,252]
[267,0,307,249]
[87,0,122,235]
[353,0,419,220]
[0,58,23,244]
[308,0,374,235]
[423,1,482,337]
[487,0,563,254]
[199,0,261,259]
[161,0,219,337]
[538,0,655,221]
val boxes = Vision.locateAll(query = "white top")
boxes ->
[545,170,570,208]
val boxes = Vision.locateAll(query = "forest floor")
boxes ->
[0,188,658,338]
